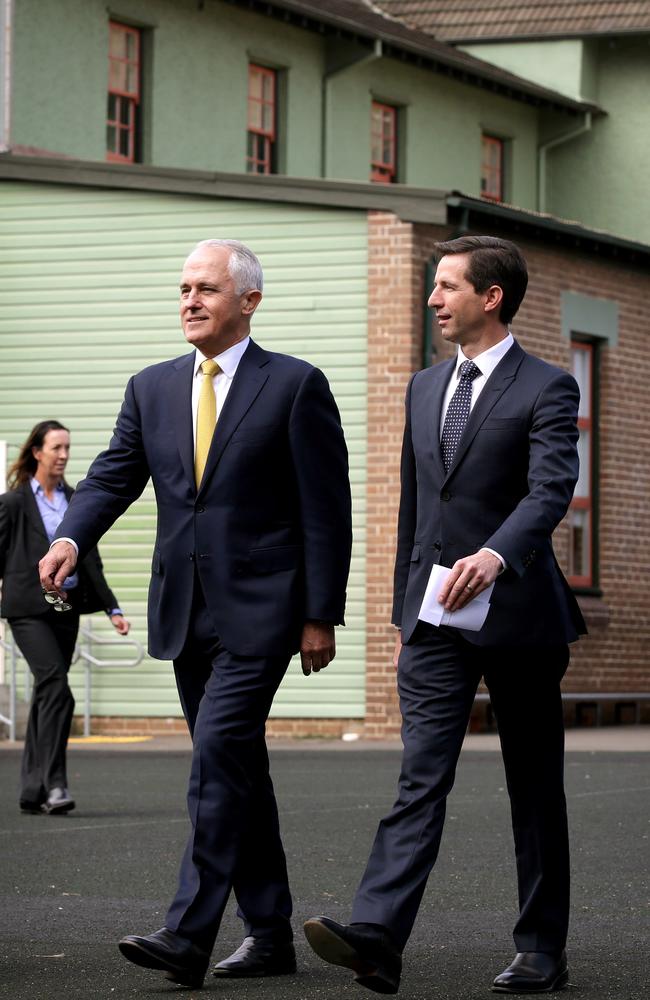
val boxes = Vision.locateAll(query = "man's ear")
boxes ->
[484,284,503,315]
[241,289,263,315]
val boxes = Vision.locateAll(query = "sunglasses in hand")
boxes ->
[42,589,73,613]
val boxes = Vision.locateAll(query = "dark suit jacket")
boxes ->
[54,339,353,660]
[393,340,586,648]
[0,481,119,619]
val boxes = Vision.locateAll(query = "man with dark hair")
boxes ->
[305,235,585,994]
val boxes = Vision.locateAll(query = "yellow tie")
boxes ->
[195,359,221,487]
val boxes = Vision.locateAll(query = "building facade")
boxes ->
[1,0,648,735]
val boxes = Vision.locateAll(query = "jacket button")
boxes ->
[441,491,451,502]
[189,552,195,561]
[434,541,442,550]
[196,505,205,513]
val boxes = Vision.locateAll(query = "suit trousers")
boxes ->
[10,609,80,806]
[165,579,293,950]
[351,624,570,954]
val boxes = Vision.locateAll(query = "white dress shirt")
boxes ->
[440,332,514,430]
[192,336,250,447]
[55,338,251,559]
[439,332,514,572]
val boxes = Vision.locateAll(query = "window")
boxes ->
[481,134,504,202]
[371,102,397,183]
[567,341,595,587]
[247,64,276,174]
[107,22,140,163]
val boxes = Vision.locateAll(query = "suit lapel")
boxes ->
[445,340,524,477]
[169,353,196,490]
[197,339,270,496]
[22,481,50,544]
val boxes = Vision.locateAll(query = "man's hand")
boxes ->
[111,615,131,635]
[393,630,402,671]
[438,549,502,613]
[300,622,336,676]
[38,542,78,598]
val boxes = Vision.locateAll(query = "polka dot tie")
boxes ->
[440,360,482,473]
[194,359,221,487]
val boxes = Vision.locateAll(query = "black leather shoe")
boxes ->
[118,927,210,988]
[42,787,75,815]
[492,951,568,993]
[304,916,401,994]
[20,799,44,815]
[213,936,296,977]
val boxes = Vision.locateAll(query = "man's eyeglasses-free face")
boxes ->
[42,590,72,613]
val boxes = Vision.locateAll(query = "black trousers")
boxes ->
[164,582,293,951]
[10,609,80,806]
[351,624,570,954]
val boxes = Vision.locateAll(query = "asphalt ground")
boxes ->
[0,734,648,1000]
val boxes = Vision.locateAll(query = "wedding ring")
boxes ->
[466,584,473,592]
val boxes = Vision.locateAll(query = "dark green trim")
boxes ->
[447,194,650,266]
[0,154,448,223]
[423,258,436,367]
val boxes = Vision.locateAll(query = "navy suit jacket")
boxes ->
[55,339,352,660]
[0,482,119,619]
[393,340,586,648]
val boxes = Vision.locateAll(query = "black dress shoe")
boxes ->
[492,951,568,993]
[118,927,210,988]
[304,916,401,994]
[213,936,296,977]
[20,799,44,815]
[42,787,75,815]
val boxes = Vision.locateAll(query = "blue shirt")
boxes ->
[31,479,79,590]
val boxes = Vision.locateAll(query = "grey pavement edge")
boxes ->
[0,735,648,999]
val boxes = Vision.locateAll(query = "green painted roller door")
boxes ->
[0,181,367,719]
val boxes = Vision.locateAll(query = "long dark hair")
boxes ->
[6,420,70,489]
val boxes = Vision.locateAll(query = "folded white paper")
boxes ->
[418,563,494,632]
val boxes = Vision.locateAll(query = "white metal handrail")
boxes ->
[0,618,144,739]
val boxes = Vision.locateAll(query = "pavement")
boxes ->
[0,728,648,999]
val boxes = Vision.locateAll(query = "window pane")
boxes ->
[107,93,117,120]
[248,99,262,131]
[109,61,127,92]
[262,103,273,133]
[569,509,589,579]
[249,68,262,100]
[572,348,591,416]
[125,31,136,61]
[575,429,590,498]
[119,127,130,158]
[262,72,274,102]
[109,26,125,58]
[119,97,132,126]
[106,124,117,152]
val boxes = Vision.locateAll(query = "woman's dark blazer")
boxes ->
[0,481,119,619]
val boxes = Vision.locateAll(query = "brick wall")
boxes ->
[73,213,649,739]
[365,214,650,734]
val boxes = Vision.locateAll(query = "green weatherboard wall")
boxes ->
[0,182,367,719]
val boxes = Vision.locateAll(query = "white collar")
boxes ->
[193,335,250,379]
[454,331,514,380]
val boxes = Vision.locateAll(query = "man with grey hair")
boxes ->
[39,239,352,989]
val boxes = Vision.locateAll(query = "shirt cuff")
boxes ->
[51,537,79,556]
[109,608,124,617]
[480,547,507,573]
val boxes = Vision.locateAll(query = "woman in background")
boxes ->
[0,420,129,815]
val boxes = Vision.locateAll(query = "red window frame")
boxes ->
[107,21,140,163]
[247,64,276,174]
[567,341,594,587]
[481,134,504,202]
[371,101,397,184]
